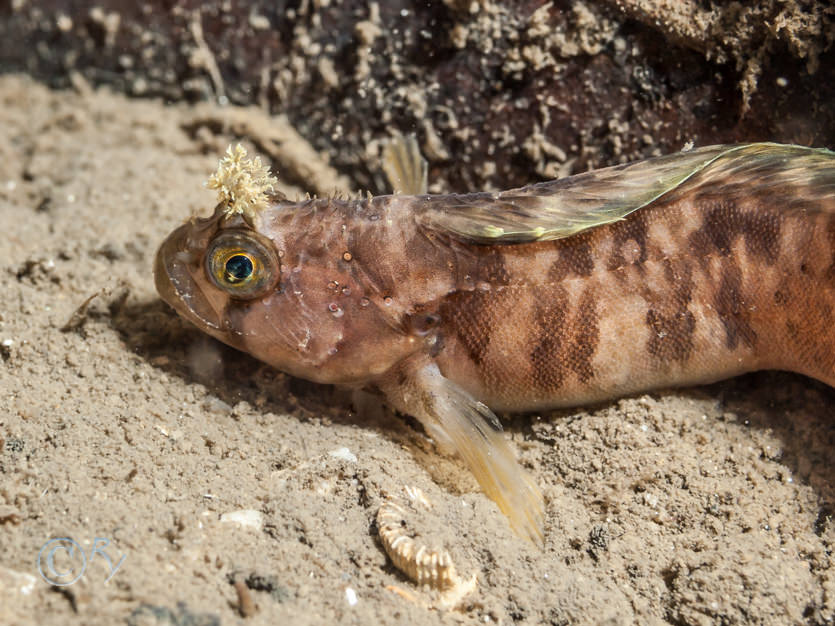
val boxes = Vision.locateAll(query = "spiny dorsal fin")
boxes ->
[382,133,428,195]
[415,143,835,244]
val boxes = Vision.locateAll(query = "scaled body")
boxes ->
[156,142,835,542]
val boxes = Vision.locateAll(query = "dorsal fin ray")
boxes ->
[415,143,835,244]
[382,133,428,195]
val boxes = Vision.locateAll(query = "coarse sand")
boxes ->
[1,75,835,625]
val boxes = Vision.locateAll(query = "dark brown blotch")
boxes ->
[689,199,782,265]
[548,235,594,282]
[714,264,757,350]
[742,210,782,264]
[645,260,696,363]
[530,286,569,391]
[646,310,696,363]
[689,200,735,259]
[473,248,512,285]
[529,286,598,391]
[440,290,494,366]
[566,290,598,384]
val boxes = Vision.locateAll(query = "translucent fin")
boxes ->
[382,362,545,545]
[415,143,835,244]
[382,133,428,195]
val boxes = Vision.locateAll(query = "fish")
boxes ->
[155,139,835,544]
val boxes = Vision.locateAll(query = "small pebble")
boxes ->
[329,447,357,463]
[345,587,358,606]
[220,510,264,531]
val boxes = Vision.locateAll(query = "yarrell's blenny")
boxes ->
[156,139,835,543]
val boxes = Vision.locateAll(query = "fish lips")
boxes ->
[154,220,226,331]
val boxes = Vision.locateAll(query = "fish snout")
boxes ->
[154,223,224,330]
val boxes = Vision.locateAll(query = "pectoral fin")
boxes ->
[380,360,544,544]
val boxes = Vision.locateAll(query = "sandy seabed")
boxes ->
[1,75,835,625]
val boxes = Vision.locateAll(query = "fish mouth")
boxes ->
[154,220,225,331]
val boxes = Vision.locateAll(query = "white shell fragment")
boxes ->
[0,567,37,595]
[328,447,358,463]
[377,486,477,604]
[219,509,264,531]
[344,587,358,606]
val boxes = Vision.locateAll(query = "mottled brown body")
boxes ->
[434,186,835,410]
[156,143,835,542]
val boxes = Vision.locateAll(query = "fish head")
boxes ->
[154,202,421,385]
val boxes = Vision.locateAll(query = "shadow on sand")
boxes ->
[107,296,835,522]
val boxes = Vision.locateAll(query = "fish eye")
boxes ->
[205,230,279,299]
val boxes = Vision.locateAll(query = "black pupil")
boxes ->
[225,254,254,283]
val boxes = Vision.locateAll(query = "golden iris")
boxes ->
[205,230,279,299]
